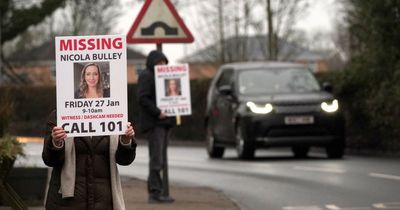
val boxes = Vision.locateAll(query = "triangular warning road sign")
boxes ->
[127,0,194,44]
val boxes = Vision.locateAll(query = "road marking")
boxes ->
[325,206,370,210]
[282,206,322,210]
[369,173,400,181]
[326,204,341,209]
[283,203,400,210]
[373,202,400,209]
[294,166,346,174]
[374,203,385,208]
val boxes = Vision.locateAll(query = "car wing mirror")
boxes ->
[218,85,233,96]
[322,82,333,93]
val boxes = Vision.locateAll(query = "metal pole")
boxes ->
[156,43,162,52]
[156,42,170,198]
[162,129,170,198]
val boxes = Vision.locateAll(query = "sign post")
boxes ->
[127,0,194,199]
[126,0,194,44]
[156,41,171,198]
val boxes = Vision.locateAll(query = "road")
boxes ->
[18,142,400,210]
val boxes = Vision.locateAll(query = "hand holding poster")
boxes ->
[55,35,128,137]
[155,64,191,116]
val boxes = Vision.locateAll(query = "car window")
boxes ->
[216,69,234,88]
[238,68,320,94]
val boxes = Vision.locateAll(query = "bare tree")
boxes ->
[128,0,309,64]
[1,0,65,84]
[60,0,122,35]
[266,0,274,60]
[188,0,230,64]
[331,22,350,62]
[231,0,259,62]
[183,0,309,64]
[188,0,260,64]
[263,0,309,60]
[330,1,351,62]
[218,0,225,63]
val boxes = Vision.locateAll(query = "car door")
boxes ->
[212,69,236,142]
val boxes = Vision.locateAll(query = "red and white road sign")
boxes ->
[127,0,194,44]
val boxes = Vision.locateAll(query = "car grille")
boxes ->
[273,104,320,114]
[266,126,330,137]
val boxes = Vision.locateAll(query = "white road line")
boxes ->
[282,206,322,210]
[326,206,370,210]
[369,173,400,181]
[326,204,341,209]
[294,166,346,174]
[373,202,400,209]
[373,203,385,208]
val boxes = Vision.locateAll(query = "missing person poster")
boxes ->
[55,35,128,137]
[155,64,192,116]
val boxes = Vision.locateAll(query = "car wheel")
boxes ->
[326,141,345,159]
[292,146,310,158]
[206,123,224,158]
[236,122,255,160]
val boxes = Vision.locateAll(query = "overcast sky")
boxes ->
[117,0,340,63]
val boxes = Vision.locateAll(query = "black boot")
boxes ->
[148,194,175,203]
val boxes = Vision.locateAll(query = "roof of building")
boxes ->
[7,40,146,63]
[181,35,339,63]
[220,61,308,70]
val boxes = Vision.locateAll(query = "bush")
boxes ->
[317,67,400,154]
[0,87,15,137]
[336,0,400,154]
[0,86,56,137]
[0,135,24,159]
[1,79,212,141]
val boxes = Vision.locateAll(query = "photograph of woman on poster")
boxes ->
[165,78,181,97]
[75,63,110,99]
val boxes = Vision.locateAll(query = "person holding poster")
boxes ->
[42,110,136,210]
[74,63,110,99]
[138,50,175,203]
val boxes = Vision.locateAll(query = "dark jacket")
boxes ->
[42,111,136,210]
[137,50,175,132]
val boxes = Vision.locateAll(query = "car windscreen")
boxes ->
[238,68,321,94]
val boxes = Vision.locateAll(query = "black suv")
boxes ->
[205,62,345,159]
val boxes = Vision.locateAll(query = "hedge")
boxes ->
[317,69,400,154]
[4,73,399,154]
[1,79,211,141]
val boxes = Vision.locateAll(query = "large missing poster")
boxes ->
[155,64,191,116]
[55,35,128,137]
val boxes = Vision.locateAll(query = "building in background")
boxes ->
[181,35,344,79]
[6,41,146,86]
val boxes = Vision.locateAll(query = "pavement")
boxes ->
[122,176,240,210]
[1,175,240,210]
[1,140,240,210]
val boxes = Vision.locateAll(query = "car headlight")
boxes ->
[246,102,273,114]
[321,99,339,113]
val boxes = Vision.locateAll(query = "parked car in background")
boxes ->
[205,62,345,159]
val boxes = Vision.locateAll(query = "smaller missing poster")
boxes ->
[55,35,128,137]
[155,64,192,116]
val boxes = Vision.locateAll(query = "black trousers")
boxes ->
[146,126,169,196]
